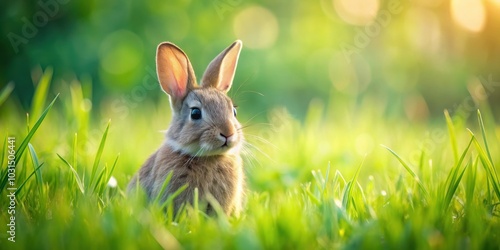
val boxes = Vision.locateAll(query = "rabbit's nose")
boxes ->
[219,132,233,140]
[219,122,236,138]
[219,132,234,146]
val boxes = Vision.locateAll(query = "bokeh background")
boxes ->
[2,1,500,247]
[2,2,500,248]
[3,0,500,122]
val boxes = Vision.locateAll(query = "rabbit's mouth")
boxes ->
[206,142,238,155]
[197,138,241,156]
[189,131,240,156]
[220,134,231,148]
[166,135,241,157]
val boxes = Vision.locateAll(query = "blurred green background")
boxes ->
[2,0,500,122]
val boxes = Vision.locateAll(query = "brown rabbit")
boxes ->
[127,40,245,216]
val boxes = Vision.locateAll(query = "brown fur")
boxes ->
[128,146,244,214]
[128,41,245,216]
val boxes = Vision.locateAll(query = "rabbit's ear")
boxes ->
[201,40,242,93]
[156,42,197,108]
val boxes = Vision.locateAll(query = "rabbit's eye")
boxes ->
[233,107,237,117]
[190,108,202,120]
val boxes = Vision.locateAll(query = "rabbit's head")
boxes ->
[156,41,243,157]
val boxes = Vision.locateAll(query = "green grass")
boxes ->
[1,75,500,249]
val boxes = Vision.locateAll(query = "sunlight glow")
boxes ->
[414,0,444,7]
[233,6,279,49]
[355,133,374,155]
[451,0,486,32]
[490,0,500,6]
[333,0,380,25]
[406,8,441,54]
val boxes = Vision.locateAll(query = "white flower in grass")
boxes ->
[107,176,117,188]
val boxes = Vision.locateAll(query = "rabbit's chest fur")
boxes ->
[140,145,244,214]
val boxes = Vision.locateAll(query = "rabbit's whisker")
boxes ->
[243,141,274,163]
[245,133,279,150]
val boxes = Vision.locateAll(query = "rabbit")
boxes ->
[128,40,245,216]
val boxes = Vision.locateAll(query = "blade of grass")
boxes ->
[154,171,174,204]
[418,150,425,174]
[15,163,43,196]
[57,153,85,194]
[324,162,331,195]
[28,143,43,185]
[486,177,492,208]
[192,187,200,225]
[107,154,119,179]
[311,170,325,193]
[90,121,110,188]
[443,160,470,211]
[476,147,500,202]
[305,186,321,206]
[477,110,500,203]
[15,94,59,164]
[477,110,495,171]
[173,203,188,222]
[92,168,106,194]
[0,138,6,192]
[31,67,53,119]
[442,136,473,210]
[73,133,78,172]
[469,130,500,202]
[203,192,229,227]
[476,111,499,191]
[342,157,364,209]
[382,145,429,197]
[15,163,45,196]
[161,184,189,210]
[103,154,120,191]
[444,109,458,162]
[95,154,118,195]
[332,170,345,200]
[0,82,15,107]
[465,156,478,209]
[0,172,8,193]
[1,137,6,169]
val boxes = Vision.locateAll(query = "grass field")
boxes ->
[1,71,500,250]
